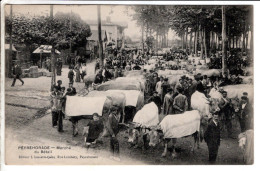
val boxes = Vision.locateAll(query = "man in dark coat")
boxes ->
[11,63,24,87]
[238,96,252,132]
[68,68,74,84]
[106,107,120,161]
[204,113,221,163]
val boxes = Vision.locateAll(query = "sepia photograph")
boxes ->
[2,2,254,165]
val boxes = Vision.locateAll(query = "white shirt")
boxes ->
[242,103,247,109]
[156,81,162,94]
[213,120,218,126]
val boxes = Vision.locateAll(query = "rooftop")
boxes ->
[86,17,128,28]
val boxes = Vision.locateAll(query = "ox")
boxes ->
[83,74,96,89]
[146,94,220,158]
[65,96,113,137]
[87,91,126,123]
[126,102,159,149]
[147,110,210,158]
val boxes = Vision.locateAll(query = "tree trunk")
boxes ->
[156,29,158,52]
[199,25,203,59]
[189,31,193,55]
[7,5,13,77]
[181,34,184,50]
[222,6,227,76]
[194,30,198,56]
[98,5,104,66]
[245,33,248,53]
[235,36,238,48]
[250,28,253,55]
[203,28,207,59]
[242,33,245,53]
[50,5,56,91]
[185,28,188,51]
[141,21,144,53]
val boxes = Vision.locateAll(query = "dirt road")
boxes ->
[4,62,246,165]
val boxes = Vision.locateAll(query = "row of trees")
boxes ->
[130,5,253,58]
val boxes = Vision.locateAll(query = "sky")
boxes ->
[5,5,177,41]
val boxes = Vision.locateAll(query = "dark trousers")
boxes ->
[225,119,232,136]
[207,144,219,163]
[69,77,74,84]
[239,118,246,133]
[52,111,63,132]
[110,137,119,156]
[11,75,24,86]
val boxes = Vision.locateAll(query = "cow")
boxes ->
[147,110,207,158]
[195,69,221,77]
[240,75,253,84]
[67,96,113,137]
[106,90,145,122]
[123,70,143,77]
[126,102,159,149]
[191,90,220,117]
[96,80,142,91]
[87,91,126,123]
[222,84,253,103]
[83,74,96,89]
[238,129,254,164]
[115,77,146,92]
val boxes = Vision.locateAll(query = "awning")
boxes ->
[5,44,17,51]
[33,45,61,54]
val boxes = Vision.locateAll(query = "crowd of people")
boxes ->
[45,47,253,163]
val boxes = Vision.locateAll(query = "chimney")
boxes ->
[106,16,111,23]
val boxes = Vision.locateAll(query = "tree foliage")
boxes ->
[5,11,92,51]
[130,5,253,53]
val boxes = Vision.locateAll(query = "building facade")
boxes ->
[86,17,128,49]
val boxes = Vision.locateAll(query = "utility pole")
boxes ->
[7,5,13,77]
[50,5,56,91]
[70,8,72,55]
[97,5,103,67]
[141,21,144,55]
[222,5,227,77]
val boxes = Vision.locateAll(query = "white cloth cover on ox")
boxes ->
[191,91,210,117]
[133,102,159,127]
[106,90,142,107]
[65,96,107,116]
[159,110,201,139]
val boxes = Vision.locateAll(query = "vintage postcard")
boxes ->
[1,1,254,165]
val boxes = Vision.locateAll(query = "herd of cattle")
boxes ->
[65,56,253,159]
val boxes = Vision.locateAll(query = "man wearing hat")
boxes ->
[106,106,120,161]
[238,96,252,132]
[148,91,162,114]
[50,86,64,132]
[57,80,62,91]
[204,112,221,163]
[11,62,24,87]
